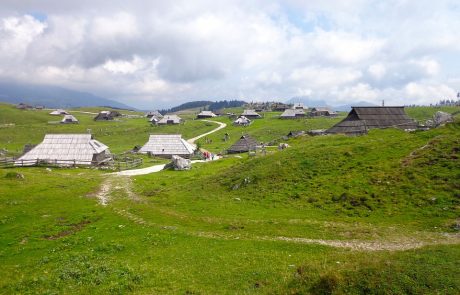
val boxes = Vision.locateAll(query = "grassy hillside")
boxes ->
[198,112,345,152]
[0,104,459,294]
[0,103,215,154]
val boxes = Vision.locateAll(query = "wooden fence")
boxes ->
[0,157,142,171]
[113,158,143,171]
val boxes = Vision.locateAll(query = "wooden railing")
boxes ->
[113,158,143,171]
[0,158,97,168]
[0,156,143,171]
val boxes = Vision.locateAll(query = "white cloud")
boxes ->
[368,63,386,80]
[0,1,459,108]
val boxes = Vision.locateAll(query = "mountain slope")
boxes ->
[0,82,135,110]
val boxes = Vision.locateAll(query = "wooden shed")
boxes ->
[138,134,196,158]
[17,134,111,166]
[227,135,259,154]
[327,106,417,135]
[233,116,251,126]
[280,109,305,119]
[157,115,183,125]
[240,110,261,119]
[94,111,122,121]
[61,114,79,124]
[310,107,337,117]
[197,111,217,118]
[49,109,69,115]
[145,110,163,118]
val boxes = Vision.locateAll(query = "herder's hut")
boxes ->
[94,110,122,121]
[233,116,251,126]
[145,111,163,118]
[61,114,79,124]
[227,135,259,154]
[280,109,305,119]
[138,134,196,158]
[16,134,111,166]
[327,106,417,135]
[241,110,261,119]
[310,107,337,117]
[149,115,161,125]
[16,103,32,110]
[49,109,69,115]
[272,103,291,111]
[157,115,182,125]
[292,103,306,110]
[197,111,217,118]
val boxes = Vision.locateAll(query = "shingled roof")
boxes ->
[61,114,79,124]
[241,110,261,118]
[158,115,182,124]
[138,134,195,158]
[17,134,110,165]
[327,106,417,135]
[227,134,259,153]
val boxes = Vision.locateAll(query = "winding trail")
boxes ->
[187,120,227,144]
[114,119,226,176]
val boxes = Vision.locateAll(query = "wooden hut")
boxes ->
[93,110,122,121]
[233,116,251,126]
[197,111,217,118]
[280,109,305,119]
[61,114,79,124]
[292,103,306,110]
[327,106,417,135]
[310,107,337,117]
[16,103,32,110]
[49,109,69,115]
[145,111,163,118]
[157,115,182,125]
[241,110,261,119]
[149,115,161,125]
[138,134,195,158]
[227,135,259,154]
[16,134,111,166]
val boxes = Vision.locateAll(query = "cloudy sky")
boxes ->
[0,0,459,108]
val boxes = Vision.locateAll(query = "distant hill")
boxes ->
[287,96,377,111]
[0,82,135,110]
[334,101,378,112]
[160,100,246,114]
[286,97,331,108]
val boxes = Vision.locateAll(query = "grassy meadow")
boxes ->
[0,103,215,155]
[0,103,459,294]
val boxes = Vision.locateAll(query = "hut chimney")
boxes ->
[382,100,385,107]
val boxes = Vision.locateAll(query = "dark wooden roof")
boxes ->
[328,106,417,135]
[227,135,258,153]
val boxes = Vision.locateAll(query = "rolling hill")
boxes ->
[0,82,135,110]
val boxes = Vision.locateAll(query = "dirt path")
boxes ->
[94,175,141,205]
[91,174,460,251]
[187,120,227,144]
[108,203,460,251]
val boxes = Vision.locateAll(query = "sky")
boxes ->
[0,0,459,109]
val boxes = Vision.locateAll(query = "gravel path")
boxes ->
[187,120,227,144]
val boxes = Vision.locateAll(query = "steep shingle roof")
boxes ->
[197,111,217,117]
[241,109,261,118]
[280,109,305,118]
[61,115,78,123]
[18,134,109,164]
[139,134,195,156]
[227,135,259,153]
[158,115,182,124]
[328,106,417,135]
